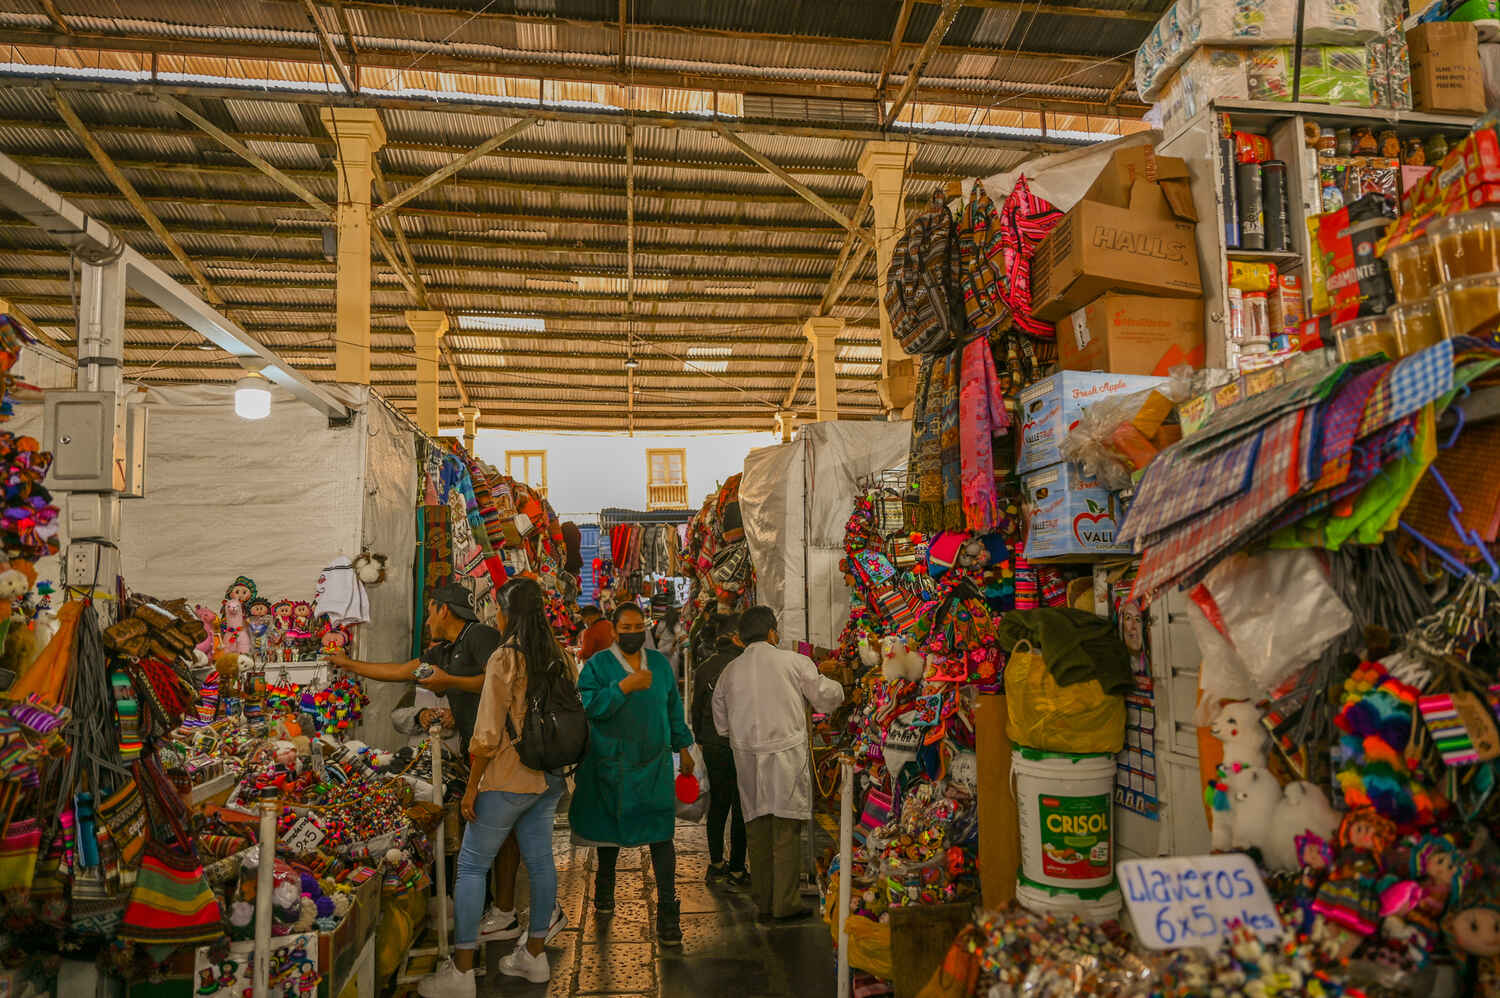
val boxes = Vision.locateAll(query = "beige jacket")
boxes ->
[468,644,547,794]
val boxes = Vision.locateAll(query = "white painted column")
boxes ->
[802,316,844,423]
[857,141,913,413]
[405,310,448,435]
[320,108,387,385]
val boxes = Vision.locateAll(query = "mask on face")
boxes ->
[617,631,647,654]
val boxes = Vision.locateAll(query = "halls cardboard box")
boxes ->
[1021,461,1131,561]
[1029,148,1203,322]
[1056,293,1205,377]
[1017,370,1167,474]
[1408,21,1485,115]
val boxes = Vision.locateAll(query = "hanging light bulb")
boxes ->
[234,369,271,420]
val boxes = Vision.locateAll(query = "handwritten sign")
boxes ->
[280,818,325,855]
[1117,853,1283,950]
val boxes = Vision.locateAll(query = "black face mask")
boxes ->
[617,631,647,654]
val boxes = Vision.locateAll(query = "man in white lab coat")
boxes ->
[712,605,845,922]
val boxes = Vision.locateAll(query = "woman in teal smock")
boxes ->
[568,603,695,945]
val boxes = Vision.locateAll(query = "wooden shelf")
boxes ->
[1227,249,1301,261]
[1213,99,1479,131]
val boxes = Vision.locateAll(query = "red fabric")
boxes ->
[579,619,616,662]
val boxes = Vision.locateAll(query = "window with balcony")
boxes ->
[646,448,688,509]
[505,450,548,497]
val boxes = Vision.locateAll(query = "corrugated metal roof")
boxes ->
[0,0,1162,428]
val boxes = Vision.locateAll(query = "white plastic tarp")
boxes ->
[970,130,1159,215]
[741,420,911,650]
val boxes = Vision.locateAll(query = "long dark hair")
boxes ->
[501,577,568,689]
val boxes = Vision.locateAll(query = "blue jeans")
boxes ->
[454,773,565,948]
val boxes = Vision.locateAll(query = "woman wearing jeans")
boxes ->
[420,579,573,998]
[569,603,695,945]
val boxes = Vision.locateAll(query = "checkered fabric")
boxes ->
[1263,413,1419,536]
[1305,362,1390,493]
[1134,409,1307,600]
[1120,430,1261,547]
[1358,337,1453,436]
[1184,361,1359,456]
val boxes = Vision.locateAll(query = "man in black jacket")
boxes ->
[690,614,749,888]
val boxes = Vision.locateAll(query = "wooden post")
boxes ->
[319,108,387,385]
[857,141,914,414]
[976,693,1019,908]
[802,316,843,422]
[405,310,447,435]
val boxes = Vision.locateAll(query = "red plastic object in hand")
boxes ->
[675,774,700,804]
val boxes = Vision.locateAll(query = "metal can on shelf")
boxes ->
[1262,161,1290,253]
[1235,161,1265,250]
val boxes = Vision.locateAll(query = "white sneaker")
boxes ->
[417,958,476,998]
[543,902,568,944]
[478,906,522,942]
[498,942,550,984]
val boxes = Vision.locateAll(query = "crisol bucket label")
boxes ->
[1038,792,1111,880]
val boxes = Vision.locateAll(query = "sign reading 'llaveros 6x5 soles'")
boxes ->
[1117,853,1284,950]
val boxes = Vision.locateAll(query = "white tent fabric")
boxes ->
[741,420,910,650]
[12,372,423,750]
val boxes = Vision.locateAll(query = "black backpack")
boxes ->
[506,658,590,774]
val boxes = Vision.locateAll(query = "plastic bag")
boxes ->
[673,744,710,822]
[1005,642,1126,755]
[1060,368,1195,491]
[1188,549,1353,701]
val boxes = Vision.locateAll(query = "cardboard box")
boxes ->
[1021,461,1131,561]
[1017,370,1168,474]
[1056,293,1205,377]
[1030,149,1202,321]
[1408,22,1485,115]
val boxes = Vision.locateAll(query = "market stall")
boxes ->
[803,7,1500,994]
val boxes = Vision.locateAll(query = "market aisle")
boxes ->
[476,821,837,998]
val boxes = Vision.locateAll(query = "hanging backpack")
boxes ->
[506,657,590,774]
[886,190,966,355]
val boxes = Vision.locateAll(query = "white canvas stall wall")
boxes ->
[358,392,420,751]
[741,420,911,650]
[118,383,367,607]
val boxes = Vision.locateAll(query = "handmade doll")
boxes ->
[1375,835,1476,973]
[194,604,219,657]
[1292,832,1335,935]
[1444,891,1500,997]
[270,600,295,661]
[287,601,316,659]
[223,575,257,611]
[245,598,274,662]
[1311,807,1398,960]
[220,598,250,656]
[319,623,350,658]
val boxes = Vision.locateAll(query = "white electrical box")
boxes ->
[64,493,119,541]
[43,391,122,492]
[122,401,148,498]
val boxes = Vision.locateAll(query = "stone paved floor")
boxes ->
[474,820,838,998]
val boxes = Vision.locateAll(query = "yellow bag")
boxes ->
[1005,641,1125,754]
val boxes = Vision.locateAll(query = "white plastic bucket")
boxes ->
[1016,882,1123,924]
[1013,746,1116,890]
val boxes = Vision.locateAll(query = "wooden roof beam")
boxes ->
[330,0,360,81]
[877,0,918,96]
[370,117,537,222]
[785,183,875,409]
[36,0,70,34]
[370,157,427,308]
[947,0,1154,19]
[49,89,224,307]
[884,0,964,129]
[154,94,333,217]
[23,76,1090,152]
[714,126,873,249]
[300,0,358,95]
[0,296,72,356]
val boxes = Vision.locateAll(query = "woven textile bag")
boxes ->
[117,762,222,945]
[886,191,966,355]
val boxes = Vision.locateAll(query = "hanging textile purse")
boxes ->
[958,182,1011,337]
[118,763,223,945]
[96,774,148,884]
[124,658,197,732]
[0,816,39,897]
[709,541,750,592]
